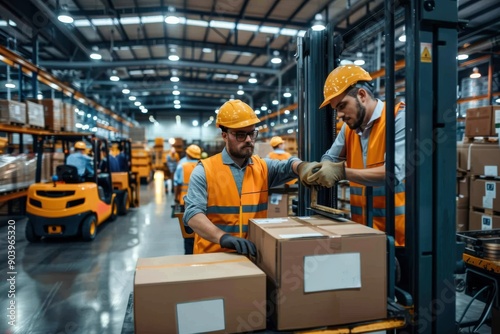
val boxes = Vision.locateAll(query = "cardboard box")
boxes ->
[457,143,471,172]
[469,211,500,230]
[267,193,288,218]
[134,253,266,333]
[470,178,500,211]
[0,99,26,125]
[469,144,500,177]
[465,106,500,137]
[38,99,64,131]
[26,100,45,128]
[456,208,468,232]
[248,217,386,330]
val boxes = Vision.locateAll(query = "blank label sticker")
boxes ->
[177,299,225,334]
[304,253,361,292]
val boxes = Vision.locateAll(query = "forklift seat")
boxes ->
[56,165,82,183]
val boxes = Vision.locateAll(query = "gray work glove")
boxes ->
[306,161,346,188]
[219,234,256,256]
[297,161,322,187]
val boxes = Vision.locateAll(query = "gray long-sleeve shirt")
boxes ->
[183,148,299,225]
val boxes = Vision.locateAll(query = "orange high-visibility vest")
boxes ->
[193,153,269,254]
[344,102,405,246]
[267,151,297,185]
[179,161,197,205]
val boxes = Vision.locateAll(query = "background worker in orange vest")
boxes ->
[173,144,201,254]
[267,136,297,185]
[183,99,321,255]
[306,65,406,246]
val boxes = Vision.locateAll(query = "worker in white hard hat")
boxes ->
[183,99,322,255]
[67,141,94,178]
[310,65,406,246]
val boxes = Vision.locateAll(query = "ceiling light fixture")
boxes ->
[134,101,141,106]
[129,96,137,101]
[168,48,180,61]
[37,91,43,100]
[457,54,469,60]
[122,88,130,94]
[470,67,481,79]
[311,13,326,31]
[237,85,245,95]
[398,34,406,42]
[109,70,120,81]
[283,88,292,98]
[89,46,102,60]
[174,104,181,109]
[261,104,267,111]
[272,99,279,105]
[57,5,74,24]
[353,52,365,66]
[165,6,180,25]
[271,50,282,64]
[174,99,181,105]
[248,73,257,84]
[5,81,16,89]
[172,86,180,95]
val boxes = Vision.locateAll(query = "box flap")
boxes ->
[135,253,264,285]
[318,223,386,236]
[296,215,357,226]
[264,226,329,240]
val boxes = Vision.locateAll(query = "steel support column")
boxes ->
[404,0,458,332]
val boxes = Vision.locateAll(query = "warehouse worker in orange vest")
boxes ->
[306,65,406,246]
[173,144,201,254]
[267,136,297,185]
[183,100,321,255]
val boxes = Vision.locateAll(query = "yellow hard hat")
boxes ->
[319,65,373,109]
[216,99,261,128]
[270,136,284,148]
[74,141,86,150]
[185,144,201,159]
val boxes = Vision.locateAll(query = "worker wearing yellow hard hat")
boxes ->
[309,65,406,246]
[182,99,324,255]
[173,144,202,254]
[67,141,94,178]
[267,136,297,185]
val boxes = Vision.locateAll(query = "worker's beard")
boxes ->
[228,142,254,160]
[350,97,366,131]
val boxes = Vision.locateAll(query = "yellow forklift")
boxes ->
[110,139,140,214]
[25,135,117,242]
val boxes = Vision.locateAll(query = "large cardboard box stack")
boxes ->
[63,103,75,132]
[134,253,266,333]
[0,99,26,125]
[38,99,64,131]
[129,126,146,142]
[248,216,387,330]
[26,100,45,128]
[466,143,500,230]
[465,106,500,137]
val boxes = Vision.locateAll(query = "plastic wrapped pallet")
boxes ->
[0,99,26,125]
[26,101,45,128]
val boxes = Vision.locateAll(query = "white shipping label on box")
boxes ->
[485,182,496,198]
[484,166,498,177]
[303,253,361,293]
[483,196,493,209]
[176,299,225,334]
[482,215,493,230]
[252,218,289,224]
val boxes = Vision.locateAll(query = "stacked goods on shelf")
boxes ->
[464,105,500,140]
[0,99,26,125]
[456,142,470,231]
[26,100,45,128]
[336,181,351,214]
[62,102,75,132]
[129,127,146,142]
[131,143,152,183]
[468,143,500,230]
[38,99,64,131]
[0,154,43,192]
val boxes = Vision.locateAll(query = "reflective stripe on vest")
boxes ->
[193,153,268,254]
[345,102,406,246]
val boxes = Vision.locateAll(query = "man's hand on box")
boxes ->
[219,234,256,256]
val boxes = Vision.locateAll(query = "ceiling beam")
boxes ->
[39,58,281,75]
[68,6,311,29]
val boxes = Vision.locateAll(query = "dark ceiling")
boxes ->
[0,0,499,124]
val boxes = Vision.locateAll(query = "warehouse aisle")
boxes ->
[0,171,184,334]
[0,171,493,334]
